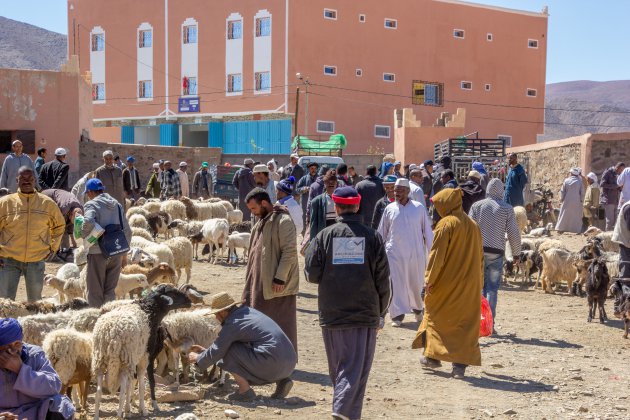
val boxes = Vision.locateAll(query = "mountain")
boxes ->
[0,16,67,71]
[543,80,630,141]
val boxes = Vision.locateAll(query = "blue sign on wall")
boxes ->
[178,97,200,113]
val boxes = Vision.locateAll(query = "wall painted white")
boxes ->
[226,13,243,97]
[135,126,160,145]
[90,26,106,102]
[137,22,153,100]
[181,17,198,96]
[253,9,271,93]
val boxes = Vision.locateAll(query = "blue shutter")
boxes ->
[234,21,242,39]
[160,124,179,146]
[208,122,224,148]
[261,73,270,90]
[144,31,152,47]
[121,126,135,144]
[261,18,271,36]
[425,84,437,105]
[234,75,242,92]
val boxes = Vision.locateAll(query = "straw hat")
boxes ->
[209,292,238,314]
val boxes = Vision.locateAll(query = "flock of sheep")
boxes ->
[0,196,254,418]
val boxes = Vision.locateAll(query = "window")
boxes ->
[324,66,337,76]
[374,125,391,139]
[485,84,491,91]
[453,29,465,39]
[91,33,104,51]
[0,130,35,154]
[227,74,242,93]
[497,135,512,147]
[227,20,242,39]
[183,25,197,44]
[316,120,335,133]
[460,81,472,90]
[359,14,366,22]
[92,83,105,101]
[384,19,397,29]
[487,33,493,41]
[183,77,197,95]
[324,9,337,20]
[412,81,443,106]
[138,80,152,99]
[356,69,363,77]
[139,30,152,48]
[255,72,271,92]
[527,88,537,97]
[528,39,538,48]
[383,73,395,82]
[256,17,271,37]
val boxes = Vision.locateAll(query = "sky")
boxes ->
[1,0,629,84]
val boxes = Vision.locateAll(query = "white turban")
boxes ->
[587,172,598,184]
[394,178,410,188]
[570,168,580,176]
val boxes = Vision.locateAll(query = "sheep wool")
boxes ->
[161,200,187,222]
[163,237,194,283]
[131,227,154,241]
[130,237,176,269]
[129,214,150,231]
[43,328,93,385]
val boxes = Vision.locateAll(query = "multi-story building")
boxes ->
[68,0,548,154]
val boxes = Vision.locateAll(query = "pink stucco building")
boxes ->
[68,0,548,154]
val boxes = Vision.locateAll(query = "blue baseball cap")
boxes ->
[84,178,105,194]
[126,156,135,163]
[383,175,398,184]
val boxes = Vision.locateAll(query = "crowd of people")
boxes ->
[1,138,630,419]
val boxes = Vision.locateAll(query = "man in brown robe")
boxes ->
[243,188,300,352]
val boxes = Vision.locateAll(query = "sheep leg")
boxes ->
[124,374,133,415]
[624,318,629,339]
[137,361,149,416]
[94,373,103,420]
[117,372,128,419]
[598,299,606,323]
[185,266,191,284]
[147,357,159,412]
[602,301,608,321]
[219,367,226,387]
[172,348,181,387]
[587,297,594,322]
[80,377,89,411]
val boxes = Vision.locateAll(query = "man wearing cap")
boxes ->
[276,176,303,234]
[145,163,162,198]
[38,148,70,191]
[188,293,297,402]
[556,168,585,234]
[378,178,433,327]
[296,162,319,235]
[305,186,391,420]
[371,175,397,229]
[393,161,403,178]
[583,172,602,229]
[0,140,35,193]
[233,158,257,219]
[253,164,276,204]
[81,178,132,307]
[34,148,47,178]
[122,156,142,200]
[160,161,182,200]
[0,318,76,419]
[600,162,624,230]
[459,170,486,213]
[309,171,339,239]
[306,166,331,221]
[356,165,385,227]
[0,167,65,301]
[408,169,425,204]
[192,162,213,199]
[281,153,305,183]
[177,162,190,198]
[95,150,125,205]
[504,153,528,207]
[243,188,299,352]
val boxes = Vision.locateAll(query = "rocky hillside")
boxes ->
[543,80,630,141]
[0,16,67,71]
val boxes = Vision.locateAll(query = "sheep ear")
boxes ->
[159,295,174,306]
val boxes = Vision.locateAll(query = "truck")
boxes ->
[433,134,509,182]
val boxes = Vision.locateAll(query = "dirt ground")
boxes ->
[15,231,630,419]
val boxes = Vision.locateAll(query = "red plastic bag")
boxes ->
[480,295,493,337]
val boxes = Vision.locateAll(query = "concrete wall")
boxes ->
[0,57,93,178]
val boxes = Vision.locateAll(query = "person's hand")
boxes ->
[272,283,286,293]
[424,283,433,296]
[0,349,23,374]
[0,411,19,420]
[187,352,200,364]
[190,345,206,353]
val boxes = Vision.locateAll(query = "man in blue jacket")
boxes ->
[504,153,528,207]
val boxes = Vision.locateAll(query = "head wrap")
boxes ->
[570,168,580,176]
[587,172,598,184]
[395,178,410,188]
[276,176,295,195]
[468,170,481,180]
[332,186,361,205]
[0,318,23,346]
[381,162,394,176]
[472,161,487,175]
[383,175,398,184]
[267,160,278,172]
[423,159,434,167]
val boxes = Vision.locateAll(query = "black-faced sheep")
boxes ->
[147,211,173,239]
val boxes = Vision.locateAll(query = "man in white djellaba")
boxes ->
[378,178,434,327]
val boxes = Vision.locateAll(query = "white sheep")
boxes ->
[220,200,234,213]
[163,237,194,283]
[180,196,227,220]
[18,311,75,346]
[115,273,149,299]
[126,206,150,220]
[43,328,93,410]
[129,214,150,231]
[525,223,554,238]
[169,219,204,238]
[56,263,81,283]
[513,206,529,233]
[227,209,244,225]
[583,226,602,238]
[539,248,579,293]
[161,199,187,222]
[201,218,230,264]
[129,237,175,269]
[127,246,158,268]
[131,227,154,241]
[594,231,620,253]
[45,274,86,303]
[602,252,620,278]
[227,232,251,264]
[67,308,102,332]
[143,201,161,215]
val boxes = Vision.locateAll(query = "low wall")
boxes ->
[221,153,384,174]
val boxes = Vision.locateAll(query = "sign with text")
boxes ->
[178,97,200,113]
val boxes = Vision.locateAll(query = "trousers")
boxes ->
[85,253,122,307]
[0,258,45,301]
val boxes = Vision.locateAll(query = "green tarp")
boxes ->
[292,134,347,152]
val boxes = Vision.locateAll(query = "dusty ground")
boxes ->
[16,231,630,419]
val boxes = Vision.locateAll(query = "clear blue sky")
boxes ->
[2,0,629,84]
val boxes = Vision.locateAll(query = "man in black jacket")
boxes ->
[38,148,70,191]
[122,156,142,200]
[232,158,257,220]
[459,170,486,213]
[296,162,319,235]
[305,186,390,420]
[355,165,384,226]
[281,153,305,183]
[371,175,397,229]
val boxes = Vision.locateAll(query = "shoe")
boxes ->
[391,320,402,327]
[419,356,442,369]
[228,388,256,402]
[270,378,293,399]
[452,364,467,379]
[414,311,424,322]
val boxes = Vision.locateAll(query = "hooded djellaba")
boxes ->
[412,187,484,368]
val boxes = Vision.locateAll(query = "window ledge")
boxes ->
[254,89,271,95]
[138,97,153,102]
[92,100,106,104]
[226,91,243,97]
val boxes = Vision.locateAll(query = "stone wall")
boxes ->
[589,137,630,175]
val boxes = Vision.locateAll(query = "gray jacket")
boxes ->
[94,165,125,205]
[0,153,35,192]
[81,193,132,255]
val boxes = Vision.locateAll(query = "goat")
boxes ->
[586,259,610,323]
[609,280,630,339]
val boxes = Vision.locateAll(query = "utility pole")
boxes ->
[293,87,300,138]
[305,82,309,136]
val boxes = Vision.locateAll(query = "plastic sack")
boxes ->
[73,215,84,240]
[480,295,493,337]
[84,223,105,248]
